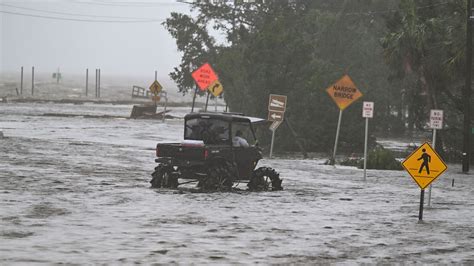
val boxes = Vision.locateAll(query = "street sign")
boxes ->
[191,63,218,91]
[149,80,162,95]
[208,79,223,97]
[268,94,287,112]
[326,74,363,110]
[430,109,443,129]
[402,142,447,189]
[268,110,284,122]
[362,101,374,118]
[269,121,282,131]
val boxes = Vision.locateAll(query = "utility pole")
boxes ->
[56,67,60,84]
[463,0,473,173]
[86,68,88,97]
[31,66,34,96]
[95,69,98,98]
[97,68,100,98]
[20,66,23,95]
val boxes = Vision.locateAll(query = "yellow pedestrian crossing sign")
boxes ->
[208,79,223,97]
[149,80,162,95]
[402,142,447,189]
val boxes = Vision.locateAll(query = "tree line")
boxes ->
[164,0,473,161]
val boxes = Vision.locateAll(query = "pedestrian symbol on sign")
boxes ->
[402,142,447,190]
[417,149,431,175]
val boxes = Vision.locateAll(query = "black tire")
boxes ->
[248,167,283,191]
[202,163,234,191]
[150,164,178,189]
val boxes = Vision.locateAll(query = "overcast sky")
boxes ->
[0,0,192,78]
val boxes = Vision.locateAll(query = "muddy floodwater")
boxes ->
[1,103,474,264]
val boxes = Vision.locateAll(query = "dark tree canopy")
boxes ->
[164,0,473,160]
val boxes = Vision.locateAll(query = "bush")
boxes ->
[340,146,402,170]
[362,146,402,170]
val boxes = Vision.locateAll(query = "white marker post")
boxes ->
[269,121,282,158]
[428,109,443,206]
[362,102,374,181]
[331,110,343,165]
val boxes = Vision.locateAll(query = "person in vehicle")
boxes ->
[233,130,249,147]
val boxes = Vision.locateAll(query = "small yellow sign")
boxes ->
[402,142,447,189]
[208,79,223,97]
[149,80,162,95]
[326,75,363,110]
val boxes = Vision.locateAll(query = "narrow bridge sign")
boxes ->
[326,74,363,110]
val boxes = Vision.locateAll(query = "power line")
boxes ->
[70,0,189,8]
[0,10,165,23]
[0,3,156,20]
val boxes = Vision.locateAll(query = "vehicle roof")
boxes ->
[184,112,266,124]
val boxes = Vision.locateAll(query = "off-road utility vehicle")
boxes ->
[150,112,283,191]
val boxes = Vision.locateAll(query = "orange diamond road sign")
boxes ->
[208,79,223,97]
[149,80,162,95]
[326,74,363,110]
[191,63,218,91]
[402,142,447,190]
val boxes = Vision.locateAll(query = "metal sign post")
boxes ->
[428,109,443,207]
[419,189,425,221]
[270,129,276,159]
[362,102,374,181]
[205,91,210,111]
[269,121,282,158]
[331,110,343,165]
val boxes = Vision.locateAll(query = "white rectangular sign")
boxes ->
[430,109,443,129]
[268,94,287,112]
[362,101,374,118]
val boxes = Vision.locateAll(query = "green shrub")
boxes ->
[361,146,402,170]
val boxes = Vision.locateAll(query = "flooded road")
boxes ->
[1,103,473,264]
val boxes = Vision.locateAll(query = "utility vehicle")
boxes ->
[150,112,282,191]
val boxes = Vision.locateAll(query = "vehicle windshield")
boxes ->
[185,117,230,145]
